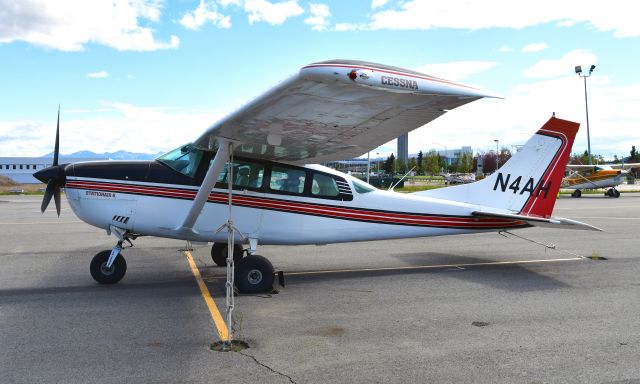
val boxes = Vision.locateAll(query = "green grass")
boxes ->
[394,185,445,193]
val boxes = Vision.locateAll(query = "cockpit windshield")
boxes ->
[157,143,203,178]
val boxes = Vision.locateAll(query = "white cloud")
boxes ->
[87,71,109,78]
[0,103,224,157]
[499,45,513,52]
[179,0,232,30]
[523,49,597,79]
[0,0,179,51]
[405,72,640,159]
[415,61,499,82]
[334,22,360,32]
[521,42,548,52]
[360,0,640,37]
[371,0,390,9]
[243,0,304,25]
[304,3,330,31]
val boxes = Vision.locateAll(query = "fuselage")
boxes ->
[59,151,527,245]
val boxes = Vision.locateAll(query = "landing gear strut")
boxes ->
[606,188,620,198]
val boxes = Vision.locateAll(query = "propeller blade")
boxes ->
[41,180,55,213]
[53,185,61,217]
[53,105,60,167]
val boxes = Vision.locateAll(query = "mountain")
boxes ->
[43,150,164,160]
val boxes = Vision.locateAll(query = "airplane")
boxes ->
[563,163,640,198]
[441,172,476,185]
[34,59,600,294]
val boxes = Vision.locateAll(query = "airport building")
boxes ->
[436,146,473,166]
[0,157,105,184]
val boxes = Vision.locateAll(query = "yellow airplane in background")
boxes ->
[563,163,640,198]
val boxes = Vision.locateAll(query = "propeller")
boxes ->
[34,106,65,216]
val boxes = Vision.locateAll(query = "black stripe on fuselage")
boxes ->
[66,178,530,230]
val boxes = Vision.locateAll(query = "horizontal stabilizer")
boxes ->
[471,211,602,231]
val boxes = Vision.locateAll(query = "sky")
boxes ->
[1,0,639,161]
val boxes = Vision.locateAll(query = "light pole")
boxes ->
[575,64,596,165]
[366,152,370,184]
[494,139,499,170]
[376,152,379,176]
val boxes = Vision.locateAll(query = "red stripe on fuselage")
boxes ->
[66,179,527,230]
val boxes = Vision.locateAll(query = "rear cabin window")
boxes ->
[352,178,376,194]
[217,160,265,189]
[311,173,339,197]
[269,166,306,194]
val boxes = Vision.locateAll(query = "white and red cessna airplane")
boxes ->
[35,60,599,293]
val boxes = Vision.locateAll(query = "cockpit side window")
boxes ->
[157,144,203,178]
[216,159,265,190]
[269,166,306,194]
[311,173,340,197]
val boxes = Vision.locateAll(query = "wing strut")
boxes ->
[176,138,230,236]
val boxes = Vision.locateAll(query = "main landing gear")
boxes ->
[606,188,621,198]
[210,242,244,266]
[210,241,276,294]
[571,188,621,198]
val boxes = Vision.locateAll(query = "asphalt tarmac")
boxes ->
[1,194,639,383]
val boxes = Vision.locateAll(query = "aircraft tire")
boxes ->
[613,189,621,198]
[90,250,127,284]
[234,255,274,293]
[572,190,581,198]
[211,243,244,266]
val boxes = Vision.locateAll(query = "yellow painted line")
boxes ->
[183,250,229,342]
[283,257,585,276]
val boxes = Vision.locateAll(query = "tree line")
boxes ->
[378,148,512,176]
[374,145,639,176]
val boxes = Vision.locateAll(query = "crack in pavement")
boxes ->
[238,351,296,384]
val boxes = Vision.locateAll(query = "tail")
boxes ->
[415,117,600,230]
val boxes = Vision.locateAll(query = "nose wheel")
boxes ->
[90,250,127,284]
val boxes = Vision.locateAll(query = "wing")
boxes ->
[608,163,640,169]
[193,59,500,164]
[565,164,597,170]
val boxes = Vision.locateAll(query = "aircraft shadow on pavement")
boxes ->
[0,279,205,305]
[271,252,574,293]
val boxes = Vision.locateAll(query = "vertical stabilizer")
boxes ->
[414,117,579,218]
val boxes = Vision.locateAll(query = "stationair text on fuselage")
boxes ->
[380,75,419,90]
